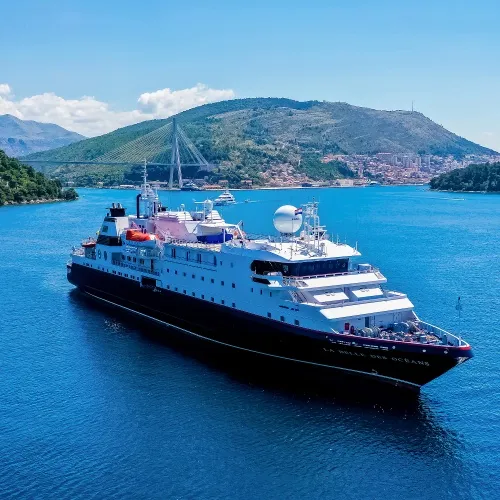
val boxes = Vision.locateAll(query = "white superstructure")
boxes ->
[70,170,464,348]
[213,190,236,206]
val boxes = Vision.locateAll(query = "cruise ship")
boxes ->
[67,170,473,391]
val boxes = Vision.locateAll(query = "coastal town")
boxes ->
[103,152,500,190]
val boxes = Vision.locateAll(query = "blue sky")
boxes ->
[1,0,499,149]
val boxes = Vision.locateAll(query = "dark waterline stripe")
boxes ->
[84,290,422,390]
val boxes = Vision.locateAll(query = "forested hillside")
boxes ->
[430,163,500,192]
[0,150,78,205]
[25,98,497,186]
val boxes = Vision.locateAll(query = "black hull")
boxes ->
[67,263,472,391]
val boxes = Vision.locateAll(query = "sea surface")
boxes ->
[1,186,499,499]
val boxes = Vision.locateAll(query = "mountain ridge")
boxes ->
[0,114,84,157]
[23,98,497,186]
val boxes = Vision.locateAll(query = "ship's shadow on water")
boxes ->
[67,289,468,488]
[69,290,430,413]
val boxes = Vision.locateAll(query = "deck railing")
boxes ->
[111,260,160,277]
[281,267,382,286]
[416,320,467,347]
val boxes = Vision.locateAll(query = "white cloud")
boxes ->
[0,83,12,96]
[0,83,235,137]
[137,83,235,116]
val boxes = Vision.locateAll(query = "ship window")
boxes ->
[280,316,285,322]
[211,278,214,284]
[175,270,178,275]
[192,292,195,297]
[183,290,186,294]
[166,268,169,273]
[121,255,125,260]
[269,292,272,297]
[192,274,195,279]
[221,281,224,286]
[260,290,263,295]
[101,225,108,233]
[211,297,214,302]
[183,272,186,277]
[232,302,236,308]
[125,274,128,277]
[133,257,136,263]
[140,259,144,265]
[171,248,176,258]
[167,285,170,289]
[213,256,217,266]
[127,256,131,261]
[251,288,254,293]
[220,261,223,266]
[250,259,349,277]
[197,254,202,263]
[201,294,205,299]
[221,299,225,305]
[294,320,300,326]
[201,276,205,281]
[232,283,235,288]
[104,251,107,261]
[267,312,271,318]
[113,270,116,274]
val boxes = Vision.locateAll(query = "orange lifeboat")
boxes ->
[126,229,152,242]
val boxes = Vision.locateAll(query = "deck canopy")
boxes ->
[352,287,384,299]
[299,272,386,289]
[320,297,414,320]
[313,290,349,303]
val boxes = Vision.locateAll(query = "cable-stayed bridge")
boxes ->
[24,118,213,189]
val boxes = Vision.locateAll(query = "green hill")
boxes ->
[430,162,500,192]
[24,98,496,186]
[0,150,78,206]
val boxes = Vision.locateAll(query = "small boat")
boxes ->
[213,190,236,206]
[181,181,201,191]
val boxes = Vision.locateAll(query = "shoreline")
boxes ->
[71,183,428,191]
[1,198,77,207]
[430,189,500,194]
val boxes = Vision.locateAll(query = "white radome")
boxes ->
[273,205,303,234]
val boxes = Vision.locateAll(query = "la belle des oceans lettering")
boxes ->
[323,348,430,367]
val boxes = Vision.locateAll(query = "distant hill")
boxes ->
[430,162,500,192]
[0,149,78,206]
[24,98,497,186]
[0,114,84,156]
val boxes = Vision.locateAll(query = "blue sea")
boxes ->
[1,186,499,499]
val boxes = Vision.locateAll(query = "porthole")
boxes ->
[98,249,102,259]
[104,251,108,261]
